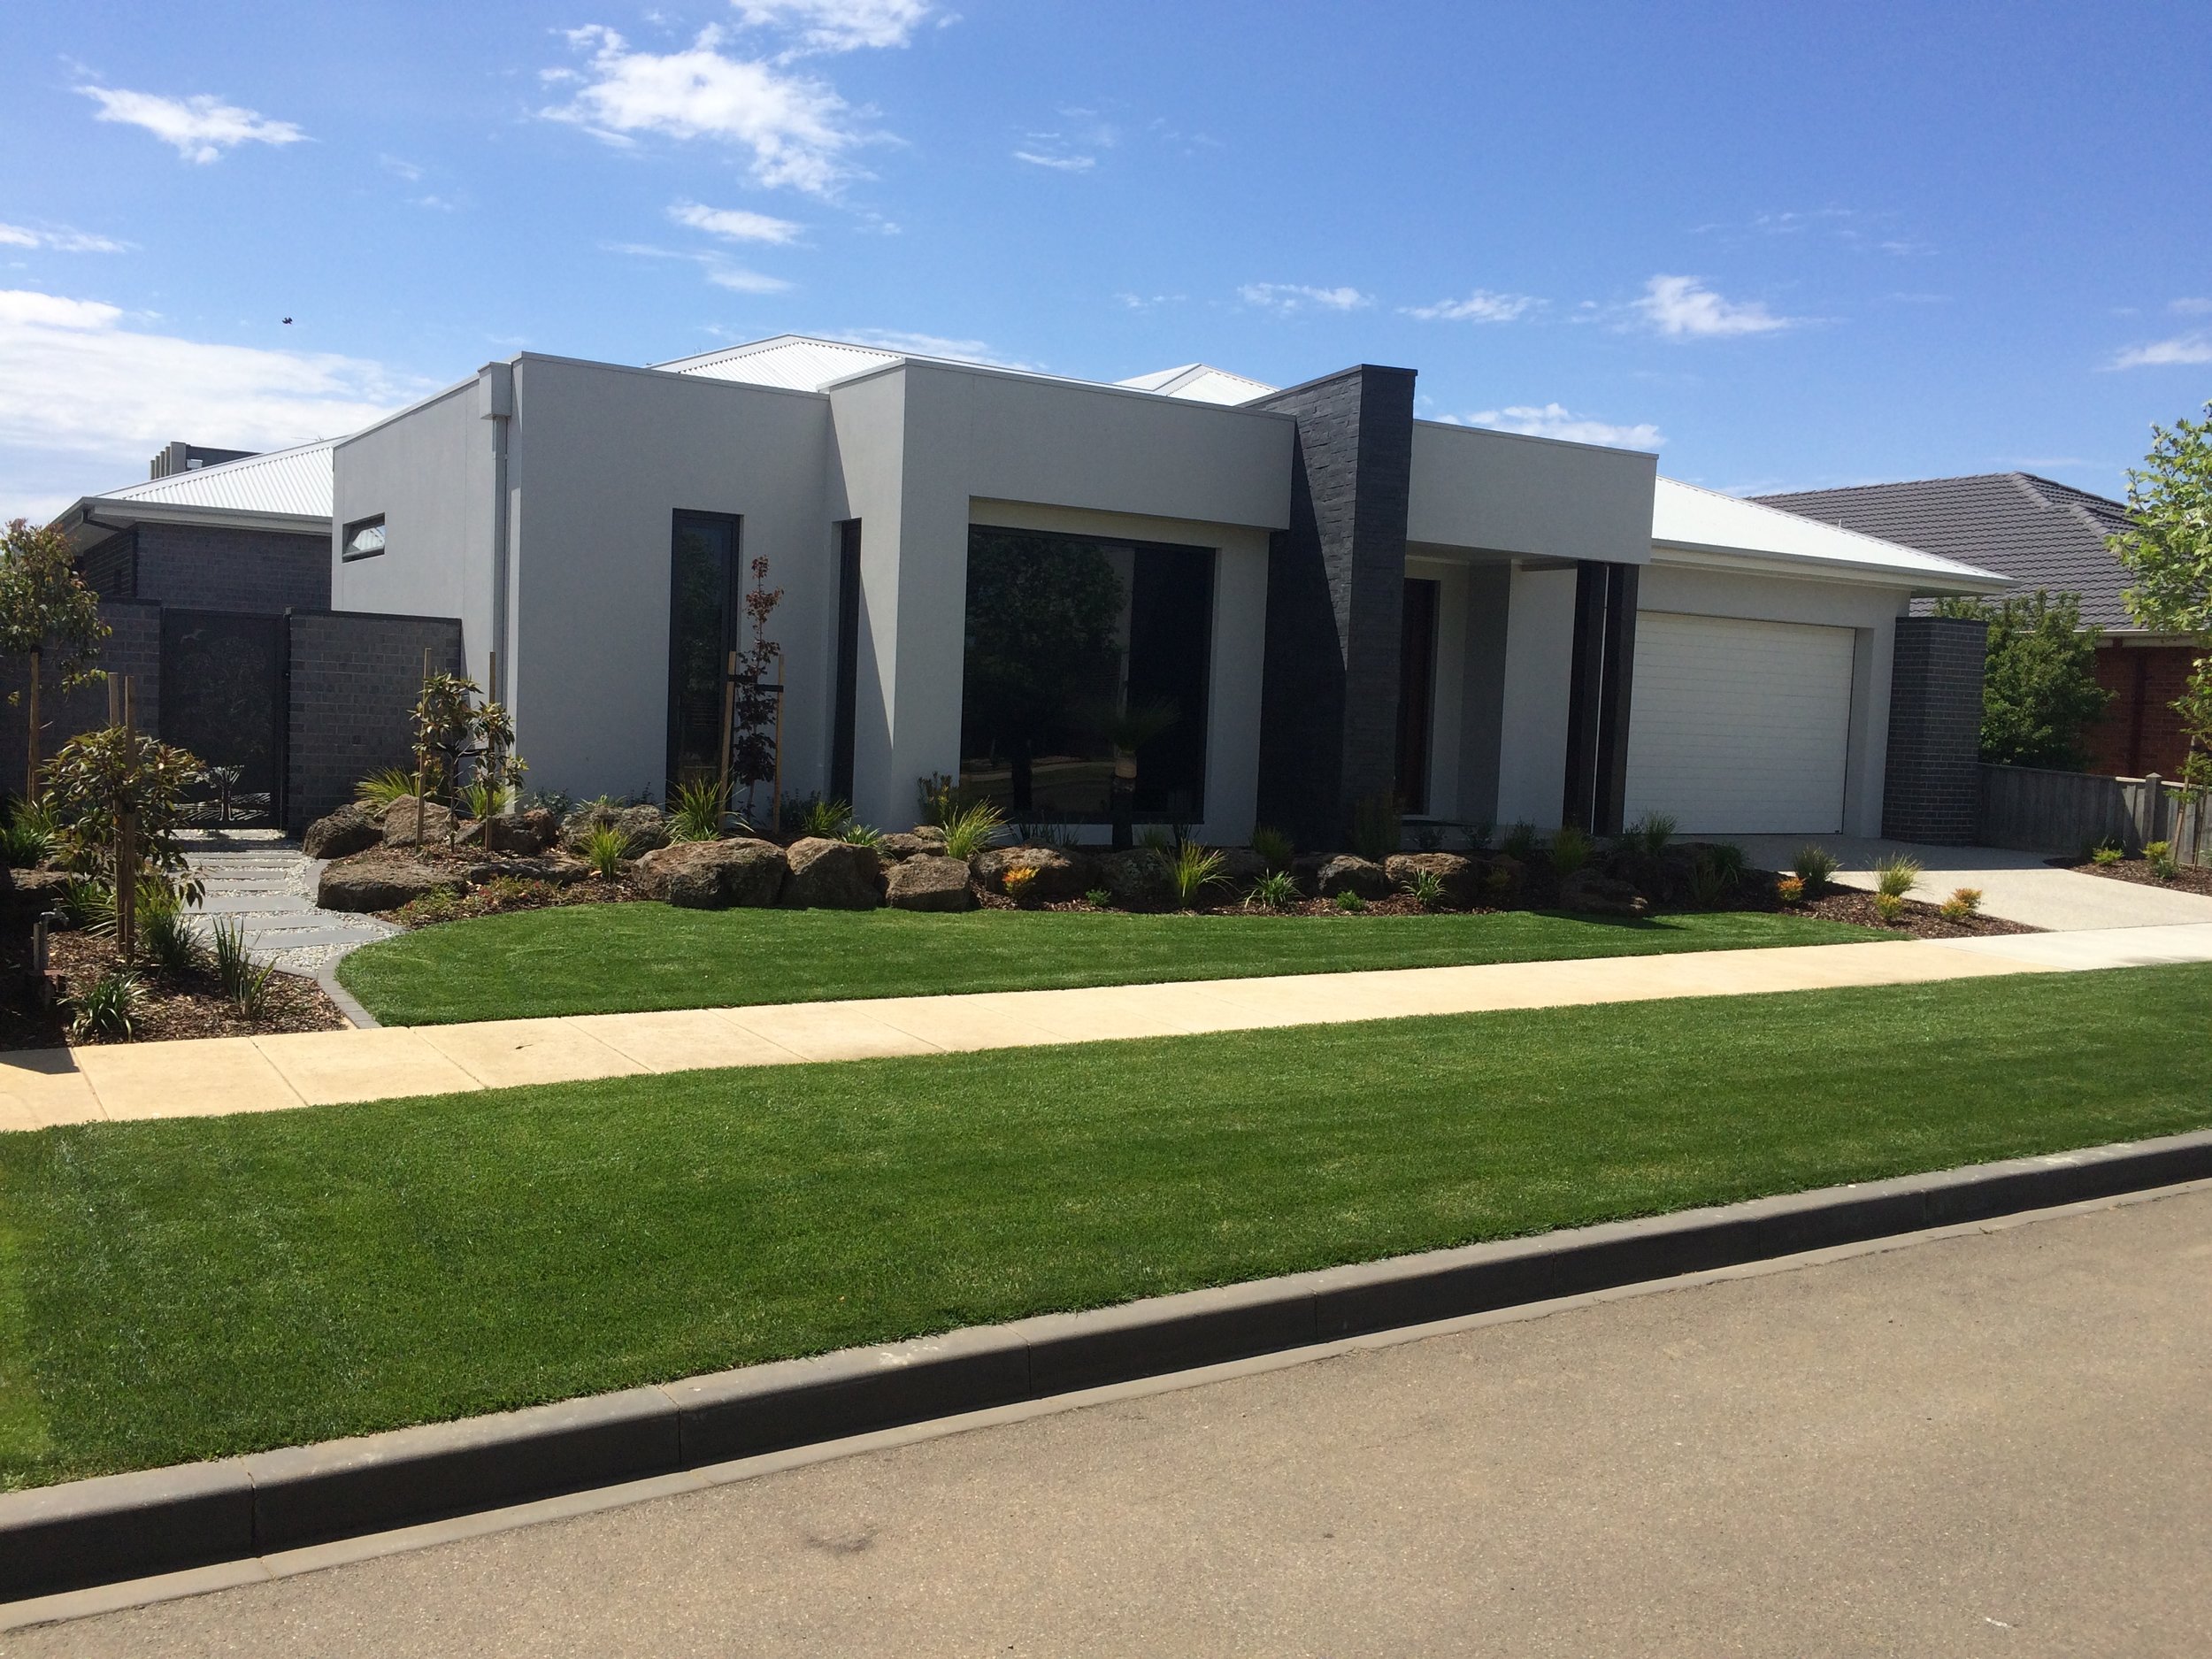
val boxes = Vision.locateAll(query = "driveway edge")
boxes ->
[7,1125,2210,1602]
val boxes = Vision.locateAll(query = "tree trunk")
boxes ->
[25,648,39,804]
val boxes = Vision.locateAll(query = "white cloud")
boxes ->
[542,26,869,196]
[1014,150,1094,172]
[732,0,935,56]
[670,200,804,243]
[606,242,794,293]
[0,221,129,254]
[0,288,427,521]
[379,154,425,181]
[1448,403,1663,451]
[2168,297,2212,316]
[1404,288,1540,324]
[1238,283,1371,315]
[76,86,305,165]
[1632,273,1797,338]
[2110,332,2212,369]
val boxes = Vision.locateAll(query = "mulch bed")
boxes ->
[2059,856,2212,900]
[0,930,349,1051]
[373,868,649,926]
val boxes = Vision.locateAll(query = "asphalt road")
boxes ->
[14,1186,2212,1658]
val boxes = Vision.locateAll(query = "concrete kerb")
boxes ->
[6,1125,2210,1604]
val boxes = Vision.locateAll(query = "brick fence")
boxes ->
[1882,615,1985,843]
[286,611,465,832]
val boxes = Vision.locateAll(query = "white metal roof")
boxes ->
[94,438,336,518]
[1652,477,2009,591]
[655,334,905,391]
[1114,364,1278,405]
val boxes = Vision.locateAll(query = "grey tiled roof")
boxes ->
[1754,473,2141,630]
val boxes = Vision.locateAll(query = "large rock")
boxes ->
[1094,847,1172,910]
[303,806,382,861]
[1559,867,1648,918]
[380,796,457,849]
[972,845,1091,902]
[319,850,465,912]
[875,831,940,864]
[1316,855,1391,901]
[482,808,558,856]
[885,854,974,912]
[1213,848,1269,893]
[460,854,594,888]
[634,838,787,909]
[1385,852,1479,908]
[781,837,884,910]
[560,803,670,856]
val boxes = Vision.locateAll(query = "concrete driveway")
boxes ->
[1732,833,2212,931]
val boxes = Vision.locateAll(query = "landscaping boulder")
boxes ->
[1315,855,1391,901]
[907,824,949,852]
[1290,853,1333,895]
[560,803,670,856]
[874,831,940,864]
[482,808,558,856]
[1385,852,1479,908]
[460,853,594,888]
[318,850,466,912]
[379,796,457,849]
[885,854,974,912]
[1213,848,1269,893]
[303,806,383,861]
[781,837,884,910]
[634,839,787,909]
[972,845,1092,902]
[1094,847,1173,910]
[1559,867,1648,917]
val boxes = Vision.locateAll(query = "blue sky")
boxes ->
[4,0,2208,520]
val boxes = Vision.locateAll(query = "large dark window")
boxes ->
[666,511,741,793]
[960,526,1215,823]
[830,519,862,803]
[1396,577,1440,814]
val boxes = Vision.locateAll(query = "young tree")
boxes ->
[0,519,110,801]
[2111,403,2212,789]
[728,556,783,819]
[410,672,521,848]
[1933,590,2111,770]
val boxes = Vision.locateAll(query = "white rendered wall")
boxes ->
[1408,423,1655,565]
[1494,565,1579,829]
[331,380,488,649]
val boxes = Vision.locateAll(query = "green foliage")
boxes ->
[211,917,275,1017]
[42,726,205,900]
[1249,826,1294,872]
[1465,818,1494,852]
[1348,794,1400,862]
[0,518,108,689]
[2176,657,2212,795]
[1170,842,1226,909]
[411,673,522,839]
[1627,812,1677,856]
[1244,870,1298,911]
[1402,868,1448,910]
[583,824,631,879]
[1875,855,1922,898]
[2145,840,2179,881]
[460,778,512,822]
[1933,590,2111,769]
[67,967,141,1041]
[141,907,204,976]
[2112,405,2212,790]
[939,800,1007,862]
[916,772,988,827]
[839,820,882,849]
[797,796,852,839]
[1793,846,1839,892]
[1084,887,1112,909]
[1873,891,1907,926]
[1136,823,1176,853]
[1501,822,1540,863]
[0,801,51,867]
[667,777,731,844]
[1409,822,1445,853]
[1548,826,1591,878]
[1705,843,1747,885]
[1939,887,1984,921]
[356,768,421,810]
[2092,841,2124,866]
[55,877,107,931]
[1333,888,1368,913]
[1686,854,1730,909]
[396,888,465,926]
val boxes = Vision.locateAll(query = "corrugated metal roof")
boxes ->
[1115,364,1278,405]
[1753,473,2138,628]
[95,438,335,518]
[1654,477,2007,589]
[655,334,904,391]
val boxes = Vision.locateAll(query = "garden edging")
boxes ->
[7,1125,2211,1604]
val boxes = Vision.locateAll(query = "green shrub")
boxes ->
[666,777,729,843]
[1483,864,1518,902]
[2145,841,2179,881]
[1243,870,1298,911]
[355,768,420,810]
[68,968,142,1042]
[1348,794,1401,862]
[1939,887,1984,921]
[1687,854,1729,909]
[1250,826,1294,872]
[56,877,108,932]
[1705,842,1747,886]
[396,888,465,926]
[1170,842,1226,909]
[1873,891,1908,926]
[839,821,883,849]
[2091,841,2124,866]
[141,887,205,974]
[1333,889,1367,913]
[1793,845,1840,893]
[1628,812,1678,856]
[1402,869,1448,911]
[0,804,51,867]
[1084,887,1112,909]
[1465,818,1494,852]
[1874,855,1922,899]
[796,797,852,839]
[1137,823,1176,853]
[583,824,631,879]
[940,800,1007,862]
[1501,822,1540,863]
[1548,826,1592,878]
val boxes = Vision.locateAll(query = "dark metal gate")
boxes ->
[159,609,287,827]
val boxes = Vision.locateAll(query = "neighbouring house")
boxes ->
[320,334,2008,846]
[1755,473,2198,780]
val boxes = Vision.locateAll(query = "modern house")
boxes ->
[1756,473,2196,780]
[31,336,2015,847]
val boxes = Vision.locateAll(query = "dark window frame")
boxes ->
[830,519,862,805]
[664,509,744,798]
[341,514,387,562]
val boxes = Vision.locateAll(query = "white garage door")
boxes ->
[1624,612,1856,834]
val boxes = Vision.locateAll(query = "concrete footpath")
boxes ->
[4,922,2211,1132]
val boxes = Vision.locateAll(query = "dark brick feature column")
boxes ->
[1562,561,1640,836]
[1883,615,1985,843]
[285,611,465,832]
[1253,364,1417,850]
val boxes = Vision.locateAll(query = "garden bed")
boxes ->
[0,931,347,1051]
[2059,854,2212,899]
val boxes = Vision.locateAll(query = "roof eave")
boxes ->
[1650,540,2015,595]
[59,497,333,550]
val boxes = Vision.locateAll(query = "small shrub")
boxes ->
[1348,794,1401,862]
[839,821,882,849]
[1409,822,1444,853]
[1333,888,1367,913]
[356,767,420,810]
[1939,887,1984,922]
[1171,842,1227,909]
[1706,842,1747,886]
[797,797,853,839]
[56,877,109,932]
[2145,841,2179,882]
[667,777,730,843]
[1084,887,1112,909]
[1502,822,1540,863]
[1137,823,1177,853]
[1793,845,1839,893]
[1776,873,1806,905]
[2090,841,2124,867]
[1628,812,1678,856]
[69,969,142,1042]
[917,772,985,827]
[1483,864,1517,902]
[1465,818,1494,852]
[1873,890,1908,926]
[1402,868,1447,911]
[524,787,574,820]
[1244,870,1298,911]
[1874,855,1922,899]
[1687,854,1729,909]
[460,777,513,821]
[0,812,50,868]
[211,915,277,1018]
[1548,826,1592,878]
[1002,865,1041,904]
[397,888,465,926]
[940,801,1007,862]
[583,823,631,879]
[142,907,205,975]
[1250,826,1294,872]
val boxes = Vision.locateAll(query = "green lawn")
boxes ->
[337,902,1886,1025]
[4,963,2209,1492]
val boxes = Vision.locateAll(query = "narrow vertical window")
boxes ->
[666,511,741,794]
[1396,577,1439,814]
[830,519,861,804]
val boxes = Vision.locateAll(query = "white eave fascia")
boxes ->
[1648,539,2016,596]
[61,497,332,549]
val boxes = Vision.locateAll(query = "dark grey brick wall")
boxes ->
[134,522,330,614]
[285,611,464,832]
[0,602,162,798]
[78,528,138,600]
[1883,615,1985,843]
[1253,364,1417,850]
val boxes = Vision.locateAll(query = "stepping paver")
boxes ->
[183,841,401,975]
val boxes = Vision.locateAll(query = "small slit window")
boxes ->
[342,515,387,561]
